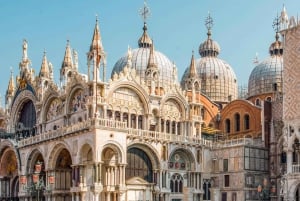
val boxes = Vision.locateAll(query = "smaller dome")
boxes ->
[199,31,220,57]
[248,33,283,97]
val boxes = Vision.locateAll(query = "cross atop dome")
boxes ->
[205,12,214,37]
[139,0,151,23]
[273,13,280,33]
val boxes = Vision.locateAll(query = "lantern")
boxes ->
[35,161,42,174]
[20,175,27,184]
[32,174,39,184]
[257,184,262,193]
[48,175,55,184]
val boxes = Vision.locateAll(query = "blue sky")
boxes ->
[0,1,299,105]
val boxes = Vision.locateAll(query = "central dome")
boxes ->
[112,48,174,83]
[111,23,175,84]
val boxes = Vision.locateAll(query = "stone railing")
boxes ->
[213,137,261,148]
[18,117,213,147]
[127,128,212,147]
[18,117,127,147]
[292,164,300,173]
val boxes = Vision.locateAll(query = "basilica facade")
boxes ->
[0,4,299,201]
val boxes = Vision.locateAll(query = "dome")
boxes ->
[111,22,175,84]
[248,33,283,97]
[199,31,221,57]
[112,47,174,83]
[181,57,238,103]
[181,15,238,104]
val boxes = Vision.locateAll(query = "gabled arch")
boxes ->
[99,141,125,164]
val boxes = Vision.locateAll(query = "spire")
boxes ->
[39,50,50,78]
[146,42,157,70]
[270,14,283,56]
[89,15,104,66]
[279,5,289,31]
[138,1,152,48]
[61,40,73,69]
[188,51,197,78]
[7,68,15,96]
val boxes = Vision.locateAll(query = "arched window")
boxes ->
[244,114,250,130]
[234,113,240,132]
[170,173,183,193]
[225,119,230,133]
[255,99,261,106]
[126,148,153,182]
[19,100,36,128]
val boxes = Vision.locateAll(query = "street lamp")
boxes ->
[26,161,55,201]
[257,178,275,201]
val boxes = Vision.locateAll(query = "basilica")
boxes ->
[0,4,300,201]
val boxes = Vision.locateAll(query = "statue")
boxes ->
[280,178,285,195]
[22,39,28,59]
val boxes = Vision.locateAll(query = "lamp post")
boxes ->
[257,178,276,201]
[26,161,55,201]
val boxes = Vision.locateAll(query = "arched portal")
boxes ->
[0,149,19,200]
[53,148,72,201]
[126,147,153,182]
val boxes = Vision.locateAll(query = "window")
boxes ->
[223,159,228,172]
[244,114,250,130]
[281,152,287,163]
[244,147,268,171]
[224,175,230,187]
[225,119,230,133]
[126,148,153,182]
[203,180,211,200]
[170,174,183,193]
[232,192,237,201]
[234,113,240,132]
[255,99,261,106]
[222,192,227,201]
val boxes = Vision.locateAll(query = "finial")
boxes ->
[273,13,280,33]
[10,66,13,75]
[273,13,280,41]
[43,49,46,56]
[96,14,98,22]
[139,0,151,23]
[253,52,259,65]
[205,12,214,37]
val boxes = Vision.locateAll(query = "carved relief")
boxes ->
[46,98,63,121]
[70,90,87,113]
